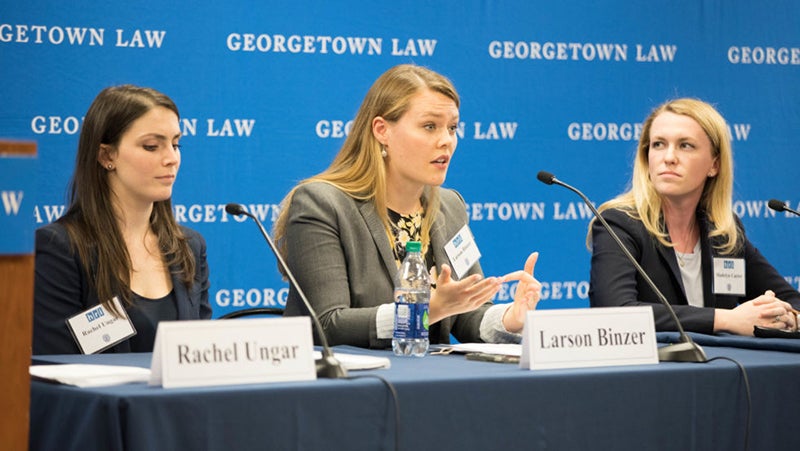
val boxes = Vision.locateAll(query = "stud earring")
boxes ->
[107,163,114,170]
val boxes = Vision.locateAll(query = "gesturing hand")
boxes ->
[427,264,504,325]
[501,252,541,333]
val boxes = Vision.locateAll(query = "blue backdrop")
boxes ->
[2,0,799,317]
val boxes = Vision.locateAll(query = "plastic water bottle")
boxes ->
[392,241,431,357]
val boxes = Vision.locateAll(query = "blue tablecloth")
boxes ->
[658,331,800,352]
[30,341,800,451]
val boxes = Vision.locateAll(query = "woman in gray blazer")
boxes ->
[274,65,540,348]
[33,85,212,354]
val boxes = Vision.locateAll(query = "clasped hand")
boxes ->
[725,290,799,335]
[427,252,541,333]
[751,290,799,332]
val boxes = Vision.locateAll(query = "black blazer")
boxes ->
[33,222,212,354]
[589,208,800,334]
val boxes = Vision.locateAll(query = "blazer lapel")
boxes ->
[358,199,397,281]
[171,267,195,319]
[426,216,449,344]
[657,224,688,304]
[698,216,718,308]
[429,211,454,279]
[658,212,716,308]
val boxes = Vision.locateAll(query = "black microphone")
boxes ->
[768,199,800,216]
[224,203,348,378]
[537,170,707,363]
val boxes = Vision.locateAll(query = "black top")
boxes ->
[127,290,179,352]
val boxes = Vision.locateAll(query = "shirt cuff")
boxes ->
[376,303,395,340]
[480,303,522,343]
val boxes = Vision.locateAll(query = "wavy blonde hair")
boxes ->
[274,64,460,261]
[589,98,740,254]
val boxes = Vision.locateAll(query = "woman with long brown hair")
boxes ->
[34,85,211,354]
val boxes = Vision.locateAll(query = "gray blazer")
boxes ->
[283,182,490,348]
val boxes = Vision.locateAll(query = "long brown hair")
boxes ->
[59,85,195,312]
[273,64,460,260]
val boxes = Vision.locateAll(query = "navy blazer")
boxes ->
[33,222,212,354]
[282,182,490,348]
[590,208,800,334]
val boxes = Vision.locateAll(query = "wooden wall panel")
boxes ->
[0,140,36,451]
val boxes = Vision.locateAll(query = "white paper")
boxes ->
[436,343,522,356]
[314,351,391,370]
[30,364,150,387]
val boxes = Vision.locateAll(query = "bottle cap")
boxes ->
[405,241,421,253]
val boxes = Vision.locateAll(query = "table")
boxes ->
[30,335,800,451]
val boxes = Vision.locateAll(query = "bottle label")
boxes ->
[393,302,429,340]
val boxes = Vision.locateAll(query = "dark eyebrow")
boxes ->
[140,133,182,141]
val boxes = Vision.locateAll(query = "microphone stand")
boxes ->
[225,203,348,378]
[537,171,707,363]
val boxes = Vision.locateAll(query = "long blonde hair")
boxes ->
[273,64,460,260]
[589,98,740,254]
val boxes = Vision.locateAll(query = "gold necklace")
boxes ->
[672,221,696,268]
[675,240,699,268]
[676,250,687,267]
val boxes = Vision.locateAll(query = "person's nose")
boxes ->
[163,146,180,167]
[439,127,456,150]
[663,144,677,165]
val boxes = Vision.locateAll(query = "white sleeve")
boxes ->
[479,303,522,343]
[376,303,395,340]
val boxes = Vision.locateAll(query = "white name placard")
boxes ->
[520,307,658,370]
[149,317,316,388]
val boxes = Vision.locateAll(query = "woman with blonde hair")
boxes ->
[589,98,799,335]
[274,64,540,348]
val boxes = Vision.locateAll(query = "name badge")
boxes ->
[713,258,746,295]
[149,317,316,388]
[444,225,481,279]
[520,307,658,370]
[66,297,137,354]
